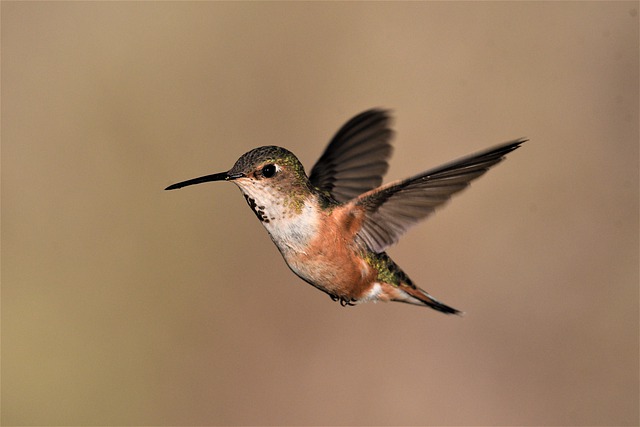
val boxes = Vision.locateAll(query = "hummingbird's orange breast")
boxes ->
[281,204,376,301]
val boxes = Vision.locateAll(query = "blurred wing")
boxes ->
[352,139,527,253]
[309,109,394,203]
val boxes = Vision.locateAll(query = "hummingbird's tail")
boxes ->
[368,252,462,314]
[396,285,462,315]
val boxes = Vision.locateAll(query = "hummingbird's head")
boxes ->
[165,146,314,218]
[226,146,314,215]
[227,146,307,185]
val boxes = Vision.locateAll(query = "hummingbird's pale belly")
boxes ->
[285,245,371,294]
[261,201,374,300]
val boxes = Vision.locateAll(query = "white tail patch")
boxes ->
[362,282,383,303]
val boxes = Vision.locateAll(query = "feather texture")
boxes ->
[351,139,527,253]
[309,109,394,203]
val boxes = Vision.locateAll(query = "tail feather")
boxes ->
[371,252,462,315]
[397,285,463,315]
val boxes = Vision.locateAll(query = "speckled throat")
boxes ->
[232,179,321,255]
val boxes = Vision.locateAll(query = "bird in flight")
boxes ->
[166,109,525,314]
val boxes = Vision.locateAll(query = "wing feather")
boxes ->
[352,139,526,253]
[309,109,394,203]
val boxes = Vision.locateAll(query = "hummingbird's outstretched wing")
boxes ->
[309,109,394,203]
[351,139,526,253]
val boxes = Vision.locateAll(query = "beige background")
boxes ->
[2,2,638,426]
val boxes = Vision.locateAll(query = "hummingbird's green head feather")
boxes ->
[229,146,306,178]
[228,146,315,216]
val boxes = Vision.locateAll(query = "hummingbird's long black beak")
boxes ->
[165,171,244,190]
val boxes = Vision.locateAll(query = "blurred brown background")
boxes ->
[2,2,638,426]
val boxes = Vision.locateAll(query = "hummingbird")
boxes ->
[166,109,525,314]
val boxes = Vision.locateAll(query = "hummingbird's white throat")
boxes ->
[233,179,320,255]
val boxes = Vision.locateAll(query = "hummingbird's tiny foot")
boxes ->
[339,298,356,307]
[330,294,356,306]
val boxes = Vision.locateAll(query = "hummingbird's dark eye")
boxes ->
[261,164,277,178]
